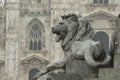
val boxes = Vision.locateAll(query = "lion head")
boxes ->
[52,14,79,41]
[52,14,94,51]
[52,14,79,50]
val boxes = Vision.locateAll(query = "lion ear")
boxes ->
[61,16,65,20]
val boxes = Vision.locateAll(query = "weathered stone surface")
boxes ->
[66,60,98,77]
[114,54,120,68]
[48,73,82,80]
[99,68,120,78]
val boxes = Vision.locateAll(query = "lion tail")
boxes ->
[84,46,112,68]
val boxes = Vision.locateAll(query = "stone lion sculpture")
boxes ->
[33,14,112,80]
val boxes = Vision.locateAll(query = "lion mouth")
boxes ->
[52,29,62,42]
[55,32,62,42]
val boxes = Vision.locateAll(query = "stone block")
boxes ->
[83,78,98,80]
[99,68,120,78]
[84,74,98,78]
[114,54,120,68]
[66,60,98,78]
[48,73,82,80]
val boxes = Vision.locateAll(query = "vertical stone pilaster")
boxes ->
[114,16,120,68]
[116,17,120,54]
[5,0,19,80]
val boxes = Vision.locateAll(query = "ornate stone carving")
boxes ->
[20,0,50,17]
[6,2,19,10]
[84,11,116,29]
[21,55,49,72]
[20,9,50,17]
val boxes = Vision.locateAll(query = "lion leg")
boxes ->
[33,60,66,80]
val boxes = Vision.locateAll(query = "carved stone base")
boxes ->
[99,68,120,78]
[48,73,81,80]
[45,60,98,80]
[66,60,98,78]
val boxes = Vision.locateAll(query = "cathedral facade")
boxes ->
[0,0,119,80]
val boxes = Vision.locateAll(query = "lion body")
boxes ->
[70,40,101,60]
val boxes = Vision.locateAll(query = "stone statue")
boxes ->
[33,14,112,80]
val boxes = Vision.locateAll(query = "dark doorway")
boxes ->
[94,31,109,53]
[29,69,39,80]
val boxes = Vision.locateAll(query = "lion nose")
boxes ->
[52,27,55,31]
[52,27,54,30]
[52,27,55,32]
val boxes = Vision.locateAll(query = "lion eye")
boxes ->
[59,22,64,25]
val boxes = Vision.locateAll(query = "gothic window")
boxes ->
[94,31,109,53]
[93,0,109,4]
[29,69,39,80]
[29,24,41,50]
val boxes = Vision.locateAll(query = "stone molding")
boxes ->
[84,11,117,29]
[21,55,49,64]
[86,4,117,12]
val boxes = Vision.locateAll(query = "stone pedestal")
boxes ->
[66,60,98,79]
[48,73,82,80]
[47,60,98,80]
[99,68,120,78]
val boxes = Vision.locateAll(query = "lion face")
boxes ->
[52,14,79,44]
[52,20,68,42]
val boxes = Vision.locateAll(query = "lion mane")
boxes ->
[53,14,94,51]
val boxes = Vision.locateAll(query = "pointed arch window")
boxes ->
[29,24,41,50]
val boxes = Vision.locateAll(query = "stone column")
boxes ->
[114,16,120,68]
[5,0,20,80]
[116,16,120,54]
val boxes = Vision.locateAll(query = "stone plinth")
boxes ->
[66,60,98,78]
[46,60,99,80]
[48,73,82,80]
[83,78,98,80]
[99,68,120,78]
